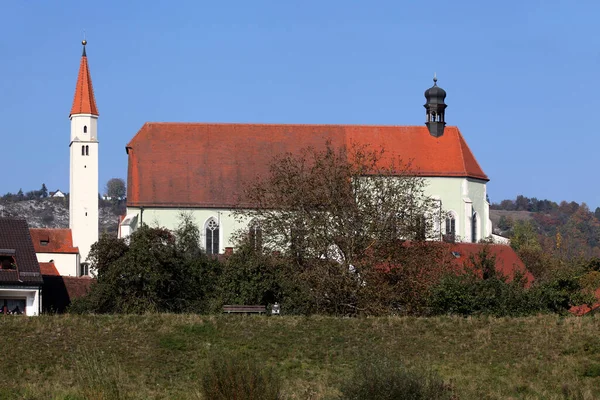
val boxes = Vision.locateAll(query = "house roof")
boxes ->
[0,218,43,286]
[126,123,488,208]
[39,262,60,276]
[448,243,534,286]
[70,49,98,117]
[29,229,79,254]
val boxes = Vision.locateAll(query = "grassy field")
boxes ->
[0,314,599,399]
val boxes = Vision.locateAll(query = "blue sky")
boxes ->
[0,1,598,207]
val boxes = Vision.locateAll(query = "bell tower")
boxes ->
[424,74,447,137]
[69,39,99,271]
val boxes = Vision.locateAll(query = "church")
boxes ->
[119,74,503,252]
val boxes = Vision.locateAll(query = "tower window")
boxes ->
[81,145,85,156]
[444,212,456,242]
[83,125,87,133]
[85,212,87,216]
[205,218,220,255]
[86,145,89,156]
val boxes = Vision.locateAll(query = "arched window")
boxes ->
[472,212,478,243]
[83,125,87,133]
[205,218,220,255]
[445,212,456,240]
[249,220,262,250]
[81,145,85,156]
[85,145,89,156]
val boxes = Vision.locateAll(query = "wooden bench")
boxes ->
[223,305,267,314]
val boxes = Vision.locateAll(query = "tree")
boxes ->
[105,178,126,200]
[71,215,220,314]
[236,141,436,267]
[40,183,48,198]
[234,142,437,315]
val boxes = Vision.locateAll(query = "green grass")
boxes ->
[0,314,599,399]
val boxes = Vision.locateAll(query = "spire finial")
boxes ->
[82,31,87,56]
[433,72,437,85]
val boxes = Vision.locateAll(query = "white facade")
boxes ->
[120,176,494,253]
[69,113,99,263]
[35,252,80,277]
[0,287,41,316]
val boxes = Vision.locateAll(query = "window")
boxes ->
[86,145,89,156]
[40,240,49,246]
[205,218,220,255]
[472,212,478,243]
[0,255,16,270]
[82,145,85,156]
[1,299,25,315]
[414,215,427,241]
[249,221,262,250]
[80,263,89,276]
[444,212,456,242]
[83,125,87,133]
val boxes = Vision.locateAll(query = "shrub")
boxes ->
[201,352,282,400]
[340,356,454,400]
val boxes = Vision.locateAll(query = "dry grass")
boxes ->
[0,314,598,399]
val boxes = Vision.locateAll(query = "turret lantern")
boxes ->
[424,74,447,137]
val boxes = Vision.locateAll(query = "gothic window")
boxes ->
[249,220,262,250]
[86,145,89,156]
[81,145,85,156]
[445,213,456,235]
[472,212,478,243]
[205,218,220,255]
[83,125,87,133]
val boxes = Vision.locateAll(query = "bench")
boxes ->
[223,305,267,314]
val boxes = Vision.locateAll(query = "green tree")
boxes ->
[40,183,48,198]
[105,178,126,200]
[71,215,220,314]
[510,220,541,252]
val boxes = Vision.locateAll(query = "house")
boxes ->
[0,218,43,316]
[119,78,500,253]
[29,229,81,276]
[49,190,66,198]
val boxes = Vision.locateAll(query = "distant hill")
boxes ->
[489,210,533,236]
[0,198,120,235]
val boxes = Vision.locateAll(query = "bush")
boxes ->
[340,356,454,400]
[201,352,282,400]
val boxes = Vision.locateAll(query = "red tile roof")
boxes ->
[39,262,60,276]
[29,229,79,254]
[570,288,600,316]
[126,123,488,208]
[70,53,98,117]
[448,243,534,286]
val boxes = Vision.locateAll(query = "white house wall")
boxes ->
[35,252,80,277]
[0,287,41,316]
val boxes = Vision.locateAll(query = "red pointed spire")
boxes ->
[70,40,99,117]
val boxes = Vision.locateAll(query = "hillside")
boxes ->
[489,209,533,235]
[0,198,120,235]
[0,314,598,399]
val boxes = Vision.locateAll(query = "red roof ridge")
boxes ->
[142,121,460,128]
[70,53,98,117]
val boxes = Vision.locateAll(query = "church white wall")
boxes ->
[124,207,247,253]
[123,177,492,252]
[35,253,80,277]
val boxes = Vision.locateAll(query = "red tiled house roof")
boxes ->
[126,123,488,208]
[39,262,60,276]
[29,229,79,254]
[70,49,98,117]
[448,243,534,286]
